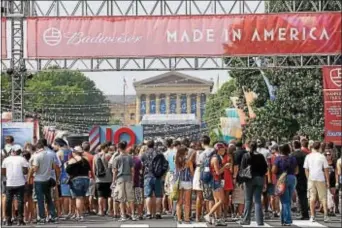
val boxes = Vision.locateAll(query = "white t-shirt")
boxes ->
[2,156,29,187]
[257,147,271,164]
[303,151,329,182]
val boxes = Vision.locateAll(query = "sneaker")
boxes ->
[17,219,26,226]
[50,218,59,224]
[273,212,280,218]
[232,216,241,222]
[323,216,329,223]
[36,219,45,225]
[155,213,162,219]
[310,216,316,222]
[204,214,211,224]
[5,220,13,226]
[131,215,138,221]
[145,214,152,220]
[118,216,127,222]
[138,216,144,220]
[215,219,226,226]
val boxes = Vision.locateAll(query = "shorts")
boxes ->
[86,179,95,197]
[96,182,111,199]
[211,180,222,192]
[1,181,6,195]
[111,182,118,200]
[70,177,90,198]
[232,184,244,204]
[203,183,214,201]
[308,180,327,203]
[267,184,275,196]
[164,172,174,196]
[60,183,71,197]
[24,184,33,197]
[179,181,192,190]
[144,176,163,198]
[134,187,144,205]
[114,180,134,203]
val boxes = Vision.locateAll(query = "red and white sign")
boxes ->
[1,18,6,58]
[323,66,342,145]
[27,13,341,58]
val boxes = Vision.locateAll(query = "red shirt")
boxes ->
[83,152,94,179]
[301,147,310,154]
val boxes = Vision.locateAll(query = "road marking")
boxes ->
[240,221,272,227]
[177,222,208,227]
[292,220,327,227]
[120,225,149,228]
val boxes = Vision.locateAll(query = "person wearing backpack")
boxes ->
[202,142,230,226]
[239,141,268,226]
[272,144,298,226]
[141,140,169,219]
[93,142,112,216]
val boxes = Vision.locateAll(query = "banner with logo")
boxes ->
[1,122,34,147]
[27,13,341,58]
[1,18,6,58]
[323,66,341,145]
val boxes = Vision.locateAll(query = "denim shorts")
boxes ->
[70,177,90,198]
[144,176,163,198]
[211,180,222,192]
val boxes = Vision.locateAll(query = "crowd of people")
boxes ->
[1,134,341,226]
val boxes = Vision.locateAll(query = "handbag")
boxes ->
[48,178,56,188]
[171,177,180,201]
[275,172,287,196]
[238,153,252,182]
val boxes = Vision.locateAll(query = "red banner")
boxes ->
[1,18,6,58]
[27,13,341,58]
[323,66,342,145]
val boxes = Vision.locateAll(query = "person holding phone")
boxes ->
[203,142,231,226]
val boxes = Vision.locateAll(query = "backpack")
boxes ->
[152,153,169,178]
[95,155,106,178]
[200,150,216,184]
[238,153,252,183]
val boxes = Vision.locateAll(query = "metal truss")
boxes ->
[1,0,341,73]
[1,55,340,72]
[7,0,25,122]
[12,0,341,17]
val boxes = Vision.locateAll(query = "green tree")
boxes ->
[1,73,11,110]
[1,69,110,132]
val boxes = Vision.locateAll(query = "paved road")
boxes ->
[6,214,342,227]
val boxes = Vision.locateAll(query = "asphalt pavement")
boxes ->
[6,214,341,228]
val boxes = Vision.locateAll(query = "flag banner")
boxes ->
[27,13,341,58]
[181,95,187,114]
[243,88,258,119]
[191,95,197,114]
[323,66,341,145]
[1,18,7,58]
[230,97,247,126]
[159,94,166,114]
[170,94,177,114]
[150,96,156,114]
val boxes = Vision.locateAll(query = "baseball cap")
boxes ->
[11,144,22,152]
[73,146,83,154]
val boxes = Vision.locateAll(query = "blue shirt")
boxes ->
[165,149,176,173]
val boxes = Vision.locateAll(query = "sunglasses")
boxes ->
[325,153,331,156]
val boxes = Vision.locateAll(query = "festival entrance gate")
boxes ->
[1,0,341,139]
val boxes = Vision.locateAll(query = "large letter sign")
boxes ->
[27,13,341,58]
[323,66,342,145]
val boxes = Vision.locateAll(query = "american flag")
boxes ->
[43,126,56,145]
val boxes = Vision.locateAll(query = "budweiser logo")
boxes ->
[330,68,342,88]
[43,28,143,46]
